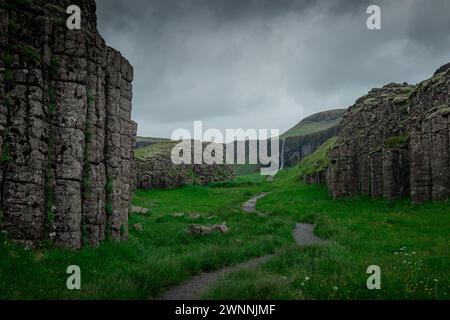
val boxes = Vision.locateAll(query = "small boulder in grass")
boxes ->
[187,224,212,235]
[189,213,201,219]
[213,222,230,233]
[172,212,185,217]
[133,223,144,233]
[186,222,230,236]
[131,205,149,214]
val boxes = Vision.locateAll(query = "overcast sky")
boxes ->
[96,0,450,139]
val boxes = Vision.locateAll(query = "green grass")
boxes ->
[384,135,409,149]
[136,136,171,144]
[135,136,172,151]
[281,119,341,138]
[134,141,178,159]
[201,168,450,299]
[281,109,346,139]
[0,164,449,299]
[233,163,260,176]
[0,179,287,299]
[297,137,337,179]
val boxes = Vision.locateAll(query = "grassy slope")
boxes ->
[134,140,178,159]
[0,168,449,299]
[232,109,345,176]
[281,119,341,139]
[297,137,337,179]
[281,109,346,139]
[136,136,170,144]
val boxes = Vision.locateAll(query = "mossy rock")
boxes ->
[426,104,450,119]
[393,96,409,106]
[384,135,409,149]
[0,141,12,164]
[364,97,378,106]
[396,86,413,94]
[369,146,382,154]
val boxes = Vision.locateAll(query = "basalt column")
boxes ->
[326,65,450,203]
[0,0,137,248]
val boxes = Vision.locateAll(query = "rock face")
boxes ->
[0,0,137,248]
[280,109,345,167]
[326,65,450,203]
[282,125,340,167]
[135,141,235,190]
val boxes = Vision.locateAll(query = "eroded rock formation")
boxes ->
[282,125,340,167]
[135,141,235,190]
[326,64,450,203]
[0,0,137,248]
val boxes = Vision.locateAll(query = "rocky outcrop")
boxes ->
[282,125,340,167]
[326,64,450,203]
[279,109,345,167]
[0,0,137,248]
[135,141,235,190]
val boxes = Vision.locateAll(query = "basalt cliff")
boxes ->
[135,141,235,190]
[0,0,137,248]
[325,63,450,203]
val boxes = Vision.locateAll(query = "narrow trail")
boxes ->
[293,223,325,246]
[159,193,325,300]
[160,255,273,300]
[242,192,270,216]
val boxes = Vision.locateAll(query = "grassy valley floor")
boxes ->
[0,168,449,299]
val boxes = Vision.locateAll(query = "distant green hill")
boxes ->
[135,136,171,149]
[136,136,170,143]
[134,140,178,159]
[135,108,347,176]
[232,109,346,175]
[281,109,346,139]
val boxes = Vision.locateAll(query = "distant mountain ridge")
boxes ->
[281,109,347,139]
[135,136,170,149]
[135,109,346,175]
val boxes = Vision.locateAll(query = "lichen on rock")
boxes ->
[0,0,137,248]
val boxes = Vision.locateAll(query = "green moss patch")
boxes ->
[384,135,409,149]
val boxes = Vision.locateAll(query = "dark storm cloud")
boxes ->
[96,0,450,138]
